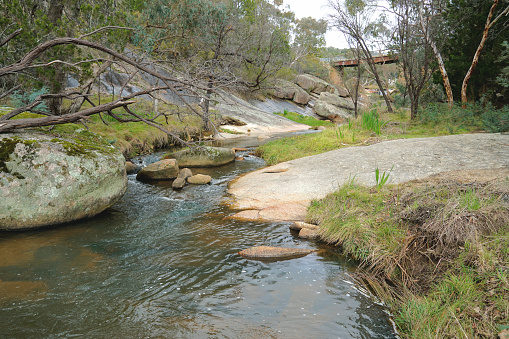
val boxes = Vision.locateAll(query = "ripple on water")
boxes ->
[0,144,396,338]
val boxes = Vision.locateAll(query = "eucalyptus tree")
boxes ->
[127,0,294,130]
[442,0,509,105]
[0,0,128,115]
[390,0,435,119]
[293,17,328,56]
[459,0,509,106]
[417,0,453,107]
[327,0,394,113]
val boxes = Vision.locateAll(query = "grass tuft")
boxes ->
[308,170,509,338]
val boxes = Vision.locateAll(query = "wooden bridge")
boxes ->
[331,55,398,69]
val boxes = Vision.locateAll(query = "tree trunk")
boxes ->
[47,0,65,115]
[410,93,419,120]
[358,38,393,113]
[461,0,498,107]
[418,4,453,107]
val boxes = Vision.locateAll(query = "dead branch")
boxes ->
[0,100,135,133]
[0,28,22,48]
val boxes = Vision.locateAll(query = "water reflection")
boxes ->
[0,141,395,338]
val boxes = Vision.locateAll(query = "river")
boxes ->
[0,136,396,338]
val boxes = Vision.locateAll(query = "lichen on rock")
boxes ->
[0,130,127,230]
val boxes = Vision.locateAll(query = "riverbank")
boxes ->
[227,121,509,337]
[308,168,509,338]
[227,133,509,219]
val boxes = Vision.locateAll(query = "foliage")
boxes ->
[307,174,509,338]
[442,0,509,105]
[293,16,327,55]
[497,41,509,88]
[0,0,129,114]
[291,54,330,80]
[418,102,509,133]
[10,87,50,113]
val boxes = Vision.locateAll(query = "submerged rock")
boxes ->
[165,146,235,167]
[289,221,319,232]
[136,159,179,181]
[0,131,127,230]
[298,228,319,240]
[239,246,316,261]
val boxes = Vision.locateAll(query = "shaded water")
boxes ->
[0,140,396,338]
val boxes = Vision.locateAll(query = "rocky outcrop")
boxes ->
[335,87,350,97]
[296,74,335,94]
[318,92,354,111]
[272,79,311,105]
[0,131,127,230]
[187,174,212,185]
[313,101,352,123]
[165,146,235,167]
[238,246,316,261]
[136,159,179,181]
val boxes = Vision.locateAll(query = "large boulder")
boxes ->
[125,161,142,174]
[272,79,297,100]
[136,159,179,181]
[313,101,353,123]
[272,79,311,105]
[293,88,311,105]
[335,86,350,98]
[318,92,355,111]
[0,131,127,230]
[296,74,335,94]
[165,146,235,167]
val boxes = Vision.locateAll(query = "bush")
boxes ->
[482,105,509,133]
[418,102,509,133]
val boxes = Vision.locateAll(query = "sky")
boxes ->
[282,0,349,49]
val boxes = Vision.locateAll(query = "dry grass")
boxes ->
[307,169,509,338]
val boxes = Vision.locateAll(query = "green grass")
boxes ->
[257,110,417,165]
[257,102,509,166]
[275,109,335,127]
[307,175,509,338]
[0,97,209,158]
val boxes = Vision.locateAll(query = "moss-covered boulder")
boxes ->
[164,146,235,167]
[0,130,127,230]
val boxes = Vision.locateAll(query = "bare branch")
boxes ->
[79,26,136,39]
[0,100,136,133]
[0,28,22,48]
[0,85,21,101]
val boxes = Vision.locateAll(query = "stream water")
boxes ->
[0,136,396,338]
